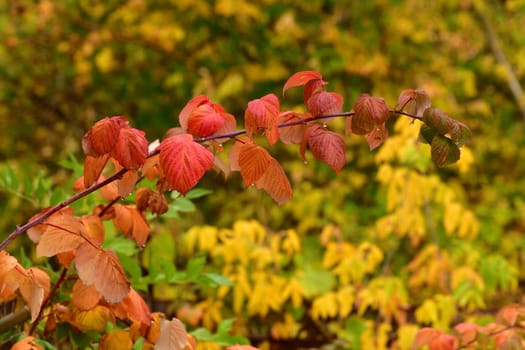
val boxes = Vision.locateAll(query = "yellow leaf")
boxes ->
[100,330,133,350]
[73,305,115,332]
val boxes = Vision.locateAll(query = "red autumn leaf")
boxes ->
[228,137,251,171]
[352,94,390,135]
[413,328,459,350]
[155,317,193,350]
[245,93,281,145]
[497,304,525,326]
[454,322,479,344]
[255,158,293,205]
[278,111,307,145]
[423,108,455,136]
[72,279,102,310]
[238,142,272,186]
[83,154,110,188]
[213,111,237,144]
[113,204,150,247]
[187,103,226,137]
[304,79,328,105]
[36,213,86,257]
[159,134,215,194]
[82,116,128,156]
[112,127,148,170]
[283,70,323,96]
[395,89,431,116]
[111,288,152,326]
[179,95,210,130]
[365,123,389,151]
[302,125,345,174]
[75,242,130,303]
[307,91,343,117]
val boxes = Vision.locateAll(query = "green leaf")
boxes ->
[185,187,213,199]
[104,235,138,256]
[418,124,437,145]
[186,256,206,280]
[190,319,250,346]
[430,135,460,167]
[196,272,233,287]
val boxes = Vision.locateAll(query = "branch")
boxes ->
[473,2,525,124]
[0,108,420,250]
[0,306,30,335]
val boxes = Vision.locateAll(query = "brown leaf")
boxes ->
[75,242,130,303]
[238,142,272,186]
[36,214,86,257]
[395,89,431,116]
[352,94,390,134]
[142,154,163,181]
[306,125,346,174]
[365,123,389,151]
[159,134,214,194]
[155,317,192,350]
[72,279,102,310]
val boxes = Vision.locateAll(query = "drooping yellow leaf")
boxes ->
[99,330,133,350]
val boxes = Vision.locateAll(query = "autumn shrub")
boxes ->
[1,68,525,350]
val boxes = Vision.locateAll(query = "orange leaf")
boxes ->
[113,204,150,247]
[115,169,139,198]
[413,328,442,349]
[18,268,46,322]
[73,304,116,332]
[100,330,133,350]
[83,154,110,188]
[82,117,126,156]
[238,142,272,186]
[112,127,148,170]
[159,134,214,194]
[75,242,130,303]
[36,213,86,257]
[283,70,323,96]
[245,94,280,145]
[365,123,389,151]
[179,95,210,131]
[187,103,226,137]
[142,154,163,181]
[213,111,237,144]
[111,288,152,326]
[307,91,343,117]
[176,304,203,327]
[304,125,345,174]
[0,250,18,276]
[255,158,292,205]
[81,215,105,246]
[155,317,193,350]
[352,94,390,135]
[497,304,525,326]
[303,79,328,105]
[11,336,44,350]
[278,111,307,145]
[226,346,259,350]
[72,279,102,310]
